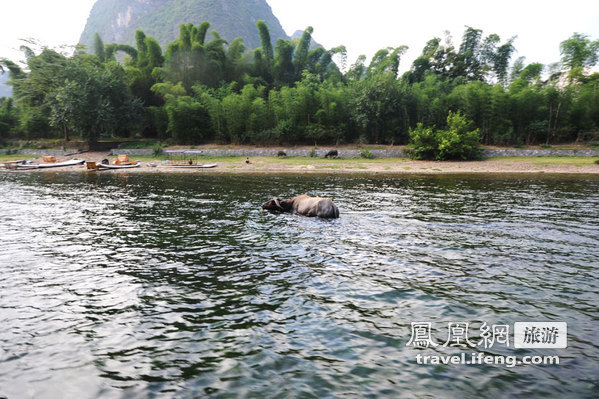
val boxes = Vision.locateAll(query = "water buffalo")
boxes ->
[262,195,339,218]
[277,151,287,157]
[324,150,338,158]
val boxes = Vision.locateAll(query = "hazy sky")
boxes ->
[1,0,598,72]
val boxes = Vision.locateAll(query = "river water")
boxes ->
[0,172,598,398]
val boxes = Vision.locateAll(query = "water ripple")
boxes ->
[0,172,598,398]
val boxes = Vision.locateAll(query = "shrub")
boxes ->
[407,111,482,161]
[406,123,438,160]
[309,147,318,157]
[152,142,164,156]
[360,149,374,159]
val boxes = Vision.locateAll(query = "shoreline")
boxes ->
[1,152,598,177]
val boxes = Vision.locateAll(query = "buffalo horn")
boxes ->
[274,198,284,210]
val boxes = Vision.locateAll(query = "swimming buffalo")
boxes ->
[324,150,338,158]
[262,195,339,218]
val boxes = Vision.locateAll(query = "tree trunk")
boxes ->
[63,124,70,142]
[547,102,561,145]
[553,102,561,132]
[547,104,552,144]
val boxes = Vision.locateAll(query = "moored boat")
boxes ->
[16,159,85,169]
[96,161,141,169]
[1,160,26,169]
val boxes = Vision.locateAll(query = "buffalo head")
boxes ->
[262,197,288,212]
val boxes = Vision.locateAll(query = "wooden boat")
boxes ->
[16,159,85,169]
[1,160,26,169]
[96,161,141,170]
[158,163,217,168]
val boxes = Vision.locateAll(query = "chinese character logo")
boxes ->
[478,322,510,348]
[406,322,438,348]
[443,322,476,347]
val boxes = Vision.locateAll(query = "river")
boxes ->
[0,172,598,398]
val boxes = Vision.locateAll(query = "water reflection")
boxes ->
[0,172,598,398]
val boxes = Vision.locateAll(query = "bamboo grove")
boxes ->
[1,22,598,146]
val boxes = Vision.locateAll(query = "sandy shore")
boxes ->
[3,152,598,176]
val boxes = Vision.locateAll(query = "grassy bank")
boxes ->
[2,153,597,166]
[0,153,35,161]
[2,153,598,176]
[120,154,599,166]
[485,156,599,165]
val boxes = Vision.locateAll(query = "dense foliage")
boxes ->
[408,111,482,161]
[1,23,598,149]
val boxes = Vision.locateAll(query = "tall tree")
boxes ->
[367,46,408,77]
[560,33,599,70]
[225,37,247,83]
[273,39,295,86]
[455,26,484,81]
[93,33,106,63]
[254,20,274,84]
[162,22,230,90]
[293,27,314,80]
[493,38,516,85]
[48,57,142,143]
[560,33,599,82]
[0,98,19,139]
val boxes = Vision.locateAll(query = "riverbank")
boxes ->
[2,151,598,175]
[4,144,599,158]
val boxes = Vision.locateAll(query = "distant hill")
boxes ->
[80,0,290,52]
[0,71,11,98]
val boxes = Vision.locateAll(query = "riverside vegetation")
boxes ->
[1,23,598,160]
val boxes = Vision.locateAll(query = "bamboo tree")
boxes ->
[225,37,246,83]
[256,20,274,73]
[196,21,210,45]
[94,33,105,63]
[293,26,314,80]
[493,38,516,85]
[273,39,295,86]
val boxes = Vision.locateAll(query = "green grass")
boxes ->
[486,156,597,165]
[4,152,596,168]
[0,153,34,161]
[117,154,245,163]
[132,155,411,165]
[276,156,408,165]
